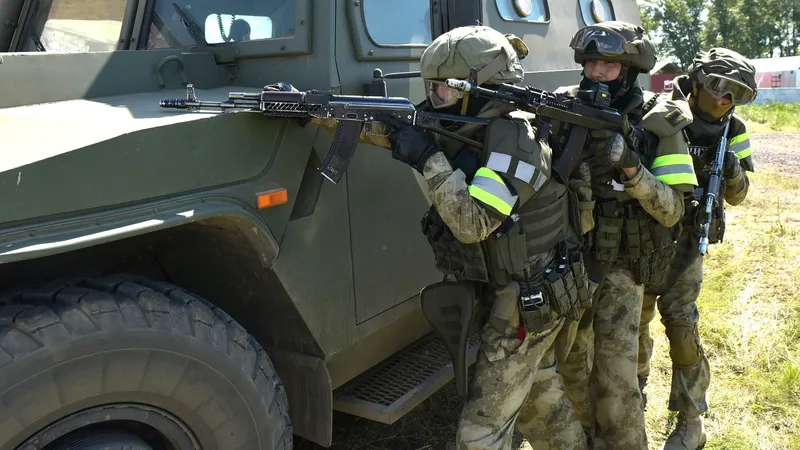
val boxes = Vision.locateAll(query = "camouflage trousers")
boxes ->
[456,314,588,450]
[548,264,648,450]
[639,229,711,414]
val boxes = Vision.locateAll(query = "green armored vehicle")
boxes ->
[0,0,646,448]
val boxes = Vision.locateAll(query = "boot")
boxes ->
[662,412,707,450]
[638,375,648,410]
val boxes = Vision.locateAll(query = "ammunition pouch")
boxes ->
[590,200,624,263]
[420,206,490,282]
[516,245,593,333]
[591,198,679,286]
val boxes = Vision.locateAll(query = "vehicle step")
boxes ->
[332,328,481,424]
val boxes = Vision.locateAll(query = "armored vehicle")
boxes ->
[0,0,646,448]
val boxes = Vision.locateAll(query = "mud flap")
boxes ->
[420,280,477,398]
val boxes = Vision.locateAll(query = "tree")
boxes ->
[641,0,707,68]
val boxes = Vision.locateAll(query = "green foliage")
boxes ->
[737,101,800,132]
[641,0,800,67]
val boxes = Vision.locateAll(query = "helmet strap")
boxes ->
[475,52,509,85]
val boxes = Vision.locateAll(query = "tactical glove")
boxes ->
[381,115,440,173]
[723,151,741,179]
[588,129,641,169]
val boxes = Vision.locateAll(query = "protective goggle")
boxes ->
[425,79,465,109]
[698,72,756,105]
[569,27,639,56]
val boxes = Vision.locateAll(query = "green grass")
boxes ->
[644,170,800,450]
[736,101,800,133]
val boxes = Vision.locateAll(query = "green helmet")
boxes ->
[687,48,758,105]
[420,25,528,85]
[570,21,656,73]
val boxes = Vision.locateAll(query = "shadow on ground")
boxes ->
[295,368,530,450]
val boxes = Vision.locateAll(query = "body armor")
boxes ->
[421,103,592,328]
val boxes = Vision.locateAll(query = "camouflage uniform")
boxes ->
[382,26,595,450]
[527,22,699,450]
[638,48,757,450]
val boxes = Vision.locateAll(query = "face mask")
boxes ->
[691,87,734,122]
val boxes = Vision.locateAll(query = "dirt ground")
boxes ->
[749,132,800,173]
[294,131,800,450]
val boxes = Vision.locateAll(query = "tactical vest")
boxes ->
[557,85,689,286]
[420,102,592,327]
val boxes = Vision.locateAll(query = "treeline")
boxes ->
[639,0,800,69]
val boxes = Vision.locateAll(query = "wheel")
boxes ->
[0,274,292,450]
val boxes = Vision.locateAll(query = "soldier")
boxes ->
[539,21,699,450]
[637,48,757,450]
[380,25,596,450]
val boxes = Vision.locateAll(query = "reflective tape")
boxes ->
[728,133,751,159]
[650,153,698,185]
[514,161,536,184]
[486,152,512,173]
[469,167,518,217]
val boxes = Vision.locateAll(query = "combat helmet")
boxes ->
[569,21,656,73]
[687,48,758,105]
[419,25,529,109]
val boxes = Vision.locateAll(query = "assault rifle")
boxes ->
[159,84,488,184]
[444,78,629,181]
[697,119,732,255]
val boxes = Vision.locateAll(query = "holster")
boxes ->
[419,280,477,398]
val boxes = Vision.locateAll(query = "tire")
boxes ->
[0,274,292,450]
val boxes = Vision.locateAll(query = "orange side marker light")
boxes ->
[257,188,288,209]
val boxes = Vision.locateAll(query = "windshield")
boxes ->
[18,0,128,52]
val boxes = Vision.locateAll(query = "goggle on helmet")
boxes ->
[425,79,466,109]
[696,70,757,105]
[569,26,641,57]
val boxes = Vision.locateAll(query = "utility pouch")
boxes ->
[488,223,529,286]
[489,281,521,333]
[591,201,623,263]
[421,206,490,282]
[567,178,596,235]
[518,287,554,334]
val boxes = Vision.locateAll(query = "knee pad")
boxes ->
[665,321,702,367]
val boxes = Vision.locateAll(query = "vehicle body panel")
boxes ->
[0,0,647,445]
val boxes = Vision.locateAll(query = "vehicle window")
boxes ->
[363,0,431,46]
[145,0,295,49]
[495,0,549,22]
[579,0,615,25]
[18,0,128,52]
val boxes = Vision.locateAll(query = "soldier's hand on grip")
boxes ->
[381,114,441,173]
[722,150,741,179]
[589,129,641,169]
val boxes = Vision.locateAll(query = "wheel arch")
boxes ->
[0,198,334,447]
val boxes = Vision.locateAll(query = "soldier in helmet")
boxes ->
[637,47,757,450]
[530,21,700,450]
[379,25,597,449]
